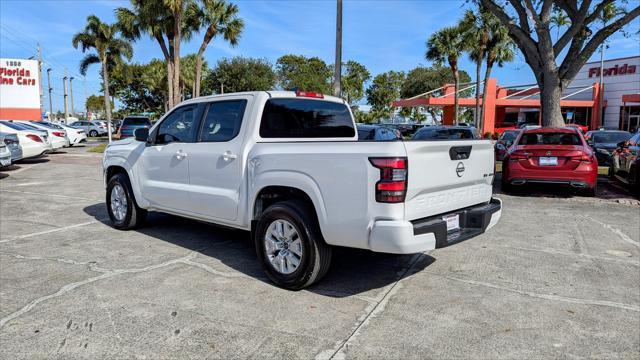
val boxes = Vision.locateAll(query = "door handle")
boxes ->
[223,151,237,161]
[175,150,188,160]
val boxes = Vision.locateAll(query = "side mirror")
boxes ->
[134,127,149,142]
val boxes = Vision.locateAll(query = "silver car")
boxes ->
[0,132,23,162]
[69,120,108,137]
[0,134,12,167]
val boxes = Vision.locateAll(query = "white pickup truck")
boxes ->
[103,91,502,289]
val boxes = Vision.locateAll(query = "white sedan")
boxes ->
[15,121,69,149]
[0,123,50,159]
[43,121,87,146]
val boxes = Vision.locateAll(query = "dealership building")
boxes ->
[393,55,640,133]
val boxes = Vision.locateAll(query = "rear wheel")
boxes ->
[254,200,332,290]
[106,173,147,230]
[89,130,98,137]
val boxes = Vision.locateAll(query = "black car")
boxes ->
[118,116,152,139]
[610,132,640,197]
[356,124,402,141]
[411,126,478,141]
[585,130,632,166]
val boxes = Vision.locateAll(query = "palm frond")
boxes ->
[79,54,100,75]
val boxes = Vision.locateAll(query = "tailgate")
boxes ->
[403,140,494,221]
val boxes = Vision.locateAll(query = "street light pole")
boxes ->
[63,70,69,123]
[333,0,343,98]
[46,68,53,120]
[598,44,605,129]
[69,77,75,117]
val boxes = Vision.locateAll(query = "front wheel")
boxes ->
[89,130,98,137]
[254,200,332,290]
[106,173,147,230]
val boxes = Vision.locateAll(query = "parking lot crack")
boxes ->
[0,251,103,271]
[435,274,640,312]
[583,215,639,247]
[315,253,424,360]
[0,252,199,329]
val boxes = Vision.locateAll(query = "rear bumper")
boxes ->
[368,198,502,254]
[505,163,597,188]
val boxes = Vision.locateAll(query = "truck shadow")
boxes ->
[83,203,434,297]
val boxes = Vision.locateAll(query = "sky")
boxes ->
[1,0,639,113]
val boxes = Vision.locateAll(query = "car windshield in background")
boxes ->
[124,118,151,126]
[260,99,355,138]
[519,132,582,145]
[592,132,632,144]
[357,129,375,140]
[412,128,475,140]
[501,131,519,141]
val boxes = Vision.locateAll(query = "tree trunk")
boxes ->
[480,60,494,136]
[540,69,565,127]
[194,54,203,98]
[474,60,482,128]
[172,11,182,107]
[453,68,459,124]
[101,58,112,143]
[166,60,174,110]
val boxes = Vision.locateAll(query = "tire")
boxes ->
[254,200,332,290]
[106,173,147,230]
[89,130,98,137]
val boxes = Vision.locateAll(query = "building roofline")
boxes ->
[583,55,640,66]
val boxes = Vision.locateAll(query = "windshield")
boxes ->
[412,128,475,140]
[500,131,519,141]
[519,132,582,145]
[592,132,631,144]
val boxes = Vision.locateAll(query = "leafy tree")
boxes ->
[276,55,333,94]
[341,60,371,105]
[365,71,405,118]
[72,15,132,142]
[426,26,465,122]
[400,65,472,123]
[204,57,276,94]
[192,0,244,97]
[86,94,108,113]
[479,0,640,127]
[109,62,166,115]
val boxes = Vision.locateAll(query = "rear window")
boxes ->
[500,131,519,141]
[412,128,475,140]
[123,117,151,126]
[519,132,582,145]
[260,98,355,138]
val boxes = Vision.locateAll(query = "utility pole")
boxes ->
[598,44,605,129]
[46,68,53,120]
[63,69,69,123]
[37,44,44,118]
[221,82,224,94]
[333,0,343,98]
[69,77,75,117]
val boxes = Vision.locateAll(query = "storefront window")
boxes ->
[620,106,640,132]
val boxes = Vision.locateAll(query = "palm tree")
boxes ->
[426,27,465,122]
[116,0,198,109]
[72,15,132,142]
[192,0,244,98]
[550,7,570,41]
[479,21,515,134]
[459,9,490,127]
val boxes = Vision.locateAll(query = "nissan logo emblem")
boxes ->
[456,162,465,177]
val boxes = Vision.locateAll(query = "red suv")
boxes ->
[501,127,598,195]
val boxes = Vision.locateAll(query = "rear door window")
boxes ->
[260,98,355,138]
[198,100,247,142]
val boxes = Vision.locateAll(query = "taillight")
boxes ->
[571,154,592,163]
[52,131,65,137]
[369,157,407,203]
[295,91,324,99]
[26,134,42,142]
[509,151,527,160]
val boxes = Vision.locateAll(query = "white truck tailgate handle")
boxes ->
[175,150,188,160]
[223,151,237,161]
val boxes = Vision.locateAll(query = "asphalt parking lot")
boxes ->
[1,144,639,359]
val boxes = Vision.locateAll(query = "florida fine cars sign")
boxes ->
[0,58,41,120]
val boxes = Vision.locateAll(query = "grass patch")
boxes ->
[88,144,107,153]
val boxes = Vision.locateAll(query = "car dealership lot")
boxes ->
[1,145,639,359]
